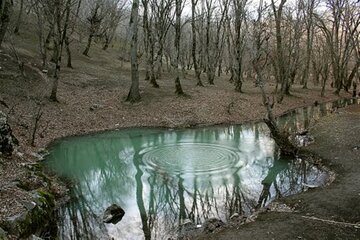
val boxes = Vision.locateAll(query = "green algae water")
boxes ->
[46,98,359,240]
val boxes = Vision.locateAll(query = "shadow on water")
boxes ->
[45,98,359,239]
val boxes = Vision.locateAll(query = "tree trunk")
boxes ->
[82,3,101,57]
[13,0,23,34]
[142,0,150,81]
[50,54,60,101]
[65,36,73,68]
[252,1,297,157]
[320,62,328,97]
[233,0,246,93]
[142,0,159,88]
[353,82,357,98]
[102,35,110,50]
[301,0,315,89]
[50,0,71,102]
[271,0,288,103]
[174,0,185,95]
[83,33,94,56]
[191,0,203,86]
[302,26,313,89]
[126,0,141,102]
[226,16,234,83]
[205,1,213,85]
[0,0,13,47]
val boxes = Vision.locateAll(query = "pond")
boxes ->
[45,98,359,240]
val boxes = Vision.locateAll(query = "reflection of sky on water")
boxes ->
[46,98,358,239]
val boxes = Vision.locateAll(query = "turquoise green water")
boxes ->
[46,98,359,240]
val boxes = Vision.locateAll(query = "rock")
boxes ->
[89,103,104,111]
[3,190,56,238]
[0,111,17,156]
[37,148,49,156]
[203,218,224,233]
[21,201,37,211]
[103,204,125,224]
[30,152,43,160]
[27,234,44,240]
[181,218,193,227]
[302,183,318,189]
[178,219,198,239]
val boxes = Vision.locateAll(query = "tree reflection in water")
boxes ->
[48,118,331,239]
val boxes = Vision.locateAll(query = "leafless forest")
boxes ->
[1,0,359,103]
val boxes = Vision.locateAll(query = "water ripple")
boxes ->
[140,143,244,175]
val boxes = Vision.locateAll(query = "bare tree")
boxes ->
[13,0,24,34]
[173,0,185,95]
[49,0,73,102]
[142,0,163,87]
[65,0,82,68]
[100,0,127,50]
[31,0,55,68]
[316,0,360,95]
[82,0,103,56]
[126,0,141,102]
[252,0,297,157]
[232,0,248,92]
[312,34,331,97]
[205,0,228,85]
[191,0,204,86]
[285,3,304,86]
[152,0,174,79]
[271,0,289,103]
[300,0,317,89]
[0,0,13,47]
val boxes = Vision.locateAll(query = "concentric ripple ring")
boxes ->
[140,143,244,175]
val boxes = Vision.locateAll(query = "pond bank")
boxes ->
[196,104,360,239]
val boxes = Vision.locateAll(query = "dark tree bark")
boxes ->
[142,0,159,88]
[126,0,141,102]
[50,0,71,102]
[233,0,247,93]
[271,0,289,103]
[300,0,315,89]
[0,0,13,47]
[65,0,82,68]
[191,0,203,87]
[252,0,298,157]
[83,2,101,57]
[174,0,185,95]
[65,36,72,68]
[13,0,23,34]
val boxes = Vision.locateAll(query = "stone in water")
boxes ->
[103,204,125,224]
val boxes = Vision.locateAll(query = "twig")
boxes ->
[6,104,17,119]
[0,98,9,108]
[227,101,234,115]
[31,106,43,146]
[302,216,360,228]
[38,120,50,138]
[7,37,26,78]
